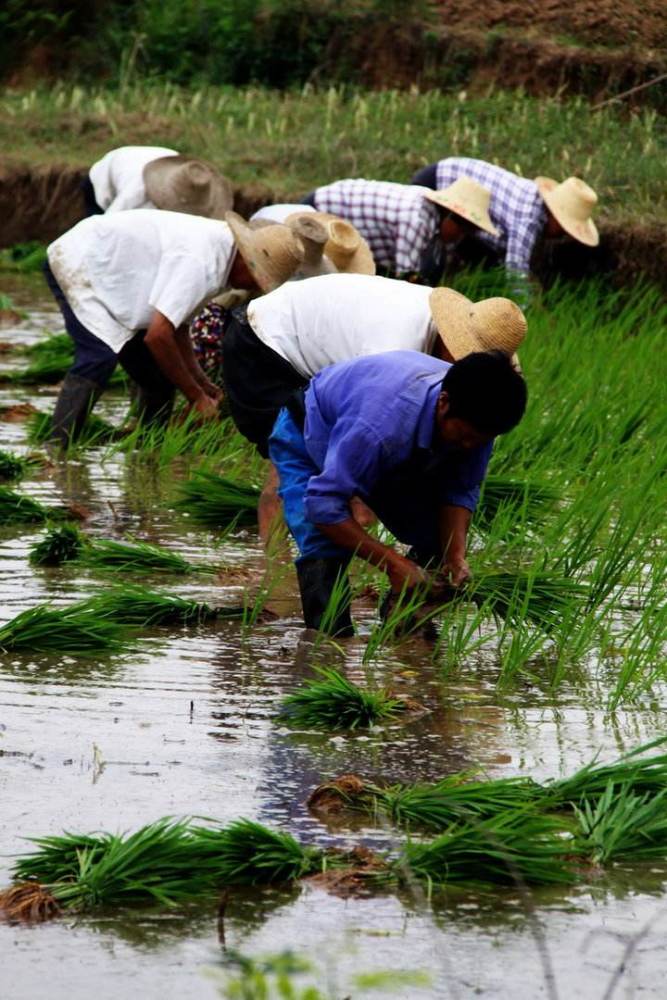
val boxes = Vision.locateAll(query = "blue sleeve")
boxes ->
[440,441,494,512]
[303,418,383,525]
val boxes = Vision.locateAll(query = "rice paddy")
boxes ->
[0,236,665,996]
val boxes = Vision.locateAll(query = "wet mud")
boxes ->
[1,281,667,998]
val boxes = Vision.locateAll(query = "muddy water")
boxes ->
[1,279,667,1000]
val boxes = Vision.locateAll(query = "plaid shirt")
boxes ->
[313,179,440,275]
[435,158,547,276]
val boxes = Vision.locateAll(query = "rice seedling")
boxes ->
[545,736,667,809]
[0,449,32,481]
[463,569,589,633]
[195,819,324,885]
[475,475,561,532]
[0,486,52,524]
[28,410,118,447]
[81,586,222,627]
[0,602,131,654]
[573,783,667,864]
[176,471,260,529]
[29,523,84,565]
[279,666,412,730]
[394,811,577,889]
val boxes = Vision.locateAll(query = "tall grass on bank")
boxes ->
[1,84,664,225]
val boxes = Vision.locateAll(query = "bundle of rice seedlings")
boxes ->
[0,486,51,524]
[395,812,576,888]
[28,411,117,447]
[573,783,667,864]
[462,569,588,632]
[0,603,130,654]
[196,819,324,885]
[29,523,84,565]
[279,667,411,730]
[82,585,230,626]
[0,449,31,482]
[545,735,667,808]
[476,476,561,529]
[176,471,260,529]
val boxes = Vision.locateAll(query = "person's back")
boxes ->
[247,273,435,378]
[89,146,179,213]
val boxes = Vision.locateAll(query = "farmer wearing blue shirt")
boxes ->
[269,349,527,636]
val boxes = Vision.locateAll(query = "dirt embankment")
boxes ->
[2,160,666,292]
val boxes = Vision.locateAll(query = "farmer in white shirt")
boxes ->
[44,208,305,445]
[222,268,526,534]
[84,146,233,217]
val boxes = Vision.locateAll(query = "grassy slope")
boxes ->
[0,83,664,226]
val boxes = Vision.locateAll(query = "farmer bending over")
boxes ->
[45,209,304,445]
[83,146,232,218]
[411,158,599,307]
[268,349,527,636]
[300,176,498,285]
[222,270,526,537]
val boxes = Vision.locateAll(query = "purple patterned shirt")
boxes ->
[312,179,440,275]
[435,158,547,276]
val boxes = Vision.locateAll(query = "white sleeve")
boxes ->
[147,253,214,328]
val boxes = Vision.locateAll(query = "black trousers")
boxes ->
[222,310,307,458]
[410,163,439,189]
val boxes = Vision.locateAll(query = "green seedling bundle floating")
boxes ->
[82,585,224,627]
[29,523,212,574]
[0,602,131,654]
[0,449,34,482]
[0,486,56,525]
[279,667,417,730]
[176,471,260,529]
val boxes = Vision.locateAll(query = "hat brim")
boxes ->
[143,155,234,220]
[535,177,600,247]
[300,211,376,275]
[428,287,485,361]
[226,212,294,293]
[422,190,500,238]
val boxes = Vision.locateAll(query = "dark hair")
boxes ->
[442,350,527,435]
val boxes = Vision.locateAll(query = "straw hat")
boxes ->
[143,155,233,219]
[534,176,599,246]
[429,287,527,364]
[422,177,499,237]
[283,213,337,278]
[225,211,305,292]
[287,211,375,275]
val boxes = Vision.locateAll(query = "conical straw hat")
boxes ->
[295,211,376,275]
[225,211,305,292]
[422,177,499,237]
[534,176,599,246]
[143,155,233,219]
[429,287,527,364]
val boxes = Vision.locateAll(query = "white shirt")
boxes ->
[251,203,315,223]
[47,209,236,352]
[247,273,437,378]
[89,146,179,213]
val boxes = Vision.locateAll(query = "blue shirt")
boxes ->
[302,351,493,525]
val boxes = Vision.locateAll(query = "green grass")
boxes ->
[0,486,52,524]
[0,602,131,654]
[176,471,261,530]
[81,586,222,627]
[0,449,33,482]
[29,523,84,565]
[28,410,118,447]
[279,666,411,730]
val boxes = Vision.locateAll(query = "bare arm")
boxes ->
[315,517,428,592]
[439,504,472,586]
[144,311,219,416]
[174,324,223,401]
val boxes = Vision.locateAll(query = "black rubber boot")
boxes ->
[134,384,175,426]
[51,373,104,446]
[296,558,354,637]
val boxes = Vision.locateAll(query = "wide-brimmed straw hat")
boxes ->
[429,287,527,364]
[143,155,233,219]
[287,211,375,275]
[534,176,599,246]
[422,177,499,237]
[225,211,305,292]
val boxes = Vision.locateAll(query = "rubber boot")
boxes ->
[50,373,104,447]
[134,384,175,426]
[296,558,354,638]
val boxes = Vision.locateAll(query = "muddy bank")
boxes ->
[2,160,665,293]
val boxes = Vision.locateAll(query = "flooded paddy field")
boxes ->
[1,274,667,999]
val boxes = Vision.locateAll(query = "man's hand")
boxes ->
[191,393,220,419]
[386,551,430,593]
[443,557,471,588]
[199,377,223,402]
